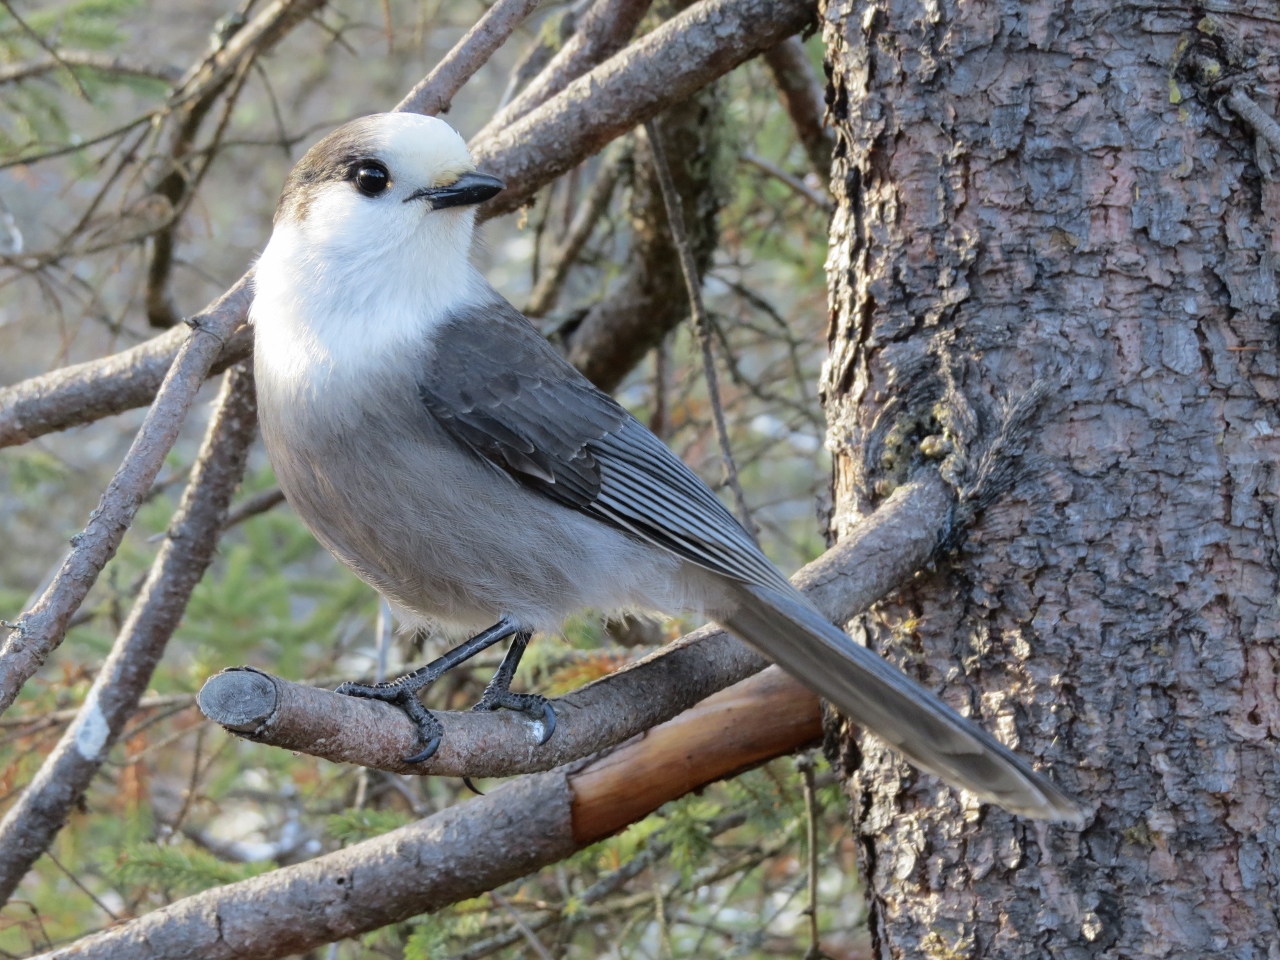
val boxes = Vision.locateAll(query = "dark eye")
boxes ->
[353,163,390,197]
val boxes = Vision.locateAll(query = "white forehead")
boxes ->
[365,113,473,179]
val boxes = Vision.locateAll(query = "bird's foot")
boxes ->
[335,680,445,762]
[471,686,557,744]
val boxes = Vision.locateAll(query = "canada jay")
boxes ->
[250,113,1080,822]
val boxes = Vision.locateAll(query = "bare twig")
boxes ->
[222,487,287,529]
[565,86,725,392]
[197,476,950,778]
[0,50,182,86]
[476,0,654,140]
[0,364,258,905]
[490,891,554,960]
[0,0,90,100]
[37,664,820,960]
[394,0,544,115]
[0,692,194,730]
[644,120,757,539]
[796,754,828,960]
[0,279,252,718]
[762,37,832,185]
[742,151,832,212]
[526,144,627,317]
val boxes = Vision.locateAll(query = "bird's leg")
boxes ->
[336,616,519,763]
[471,630,556,744]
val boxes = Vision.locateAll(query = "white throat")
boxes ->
[250,205,485,400]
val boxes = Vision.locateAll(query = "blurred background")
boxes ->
[0,1,863,956]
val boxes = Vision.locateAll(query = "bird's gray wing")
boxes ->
[418,298,786,589]
[419,297,1082,823]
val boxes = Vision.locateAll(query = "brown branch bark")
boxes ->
[0,278,251,718]
[761,37,831,185]
[475,0,654,141]
[0,0,816,450]
[0,364,257,905]
[196,475,950,778]
[38,664,820,960]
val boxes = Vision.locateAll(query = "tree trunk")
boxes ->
[820,1,1280,956]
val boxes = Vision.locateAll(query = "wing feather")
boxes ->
[417,299,788,588]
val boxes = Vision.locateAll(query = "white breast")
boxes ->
[249,209,485,410]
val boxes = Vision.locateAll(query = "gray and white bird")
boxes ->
[250,113,1080,823]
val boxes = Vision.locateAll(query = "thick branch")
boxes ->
[471,0,815,219]
[0,0,816,449]
[198,475,951,778]
[0,365,257,905]
[0,279,251,717]
[40,665,819,960]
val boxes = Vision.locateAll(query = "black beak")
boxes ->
[406,171,505,209]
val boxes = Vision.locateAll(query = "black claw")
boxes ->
[403,736,441,764]
[462,777,486,796]
[537,702,556,744]
[332,618,522,767]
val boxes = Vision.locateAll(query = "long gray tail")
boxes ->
[721,580,1081,823]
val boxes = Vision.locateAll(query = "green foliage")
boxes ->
[326,807,413,846]
[403,916,450,960]
[5,449,67,491]
[106,842,275,896]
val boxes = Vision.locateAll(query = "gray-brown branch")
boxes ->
[197,476,951,778]
[395,0,544,115]
[0,364,258,905]
[762,37,832,185]
[475,0,654,141]
[35,661,822,960]
[0,279,252,718]
[0,0,817,450]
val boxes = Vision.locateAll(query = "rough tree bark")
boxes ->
[821,1,1279,957]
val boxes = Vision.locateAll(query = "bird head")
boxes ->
[269,112,504,264]
[251,114,505,379]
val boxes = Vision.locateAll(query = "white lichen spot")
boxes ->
[1081,911,1103,942]
[74,688,109,760]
